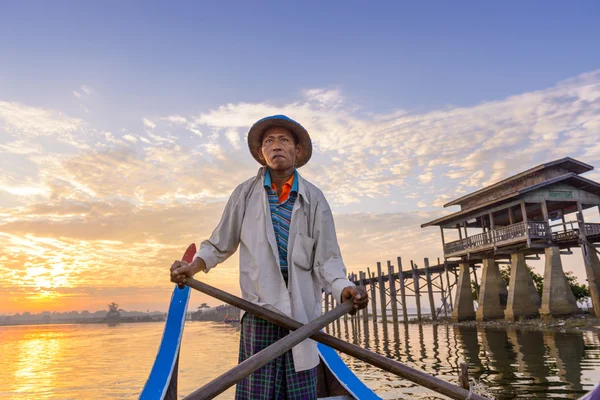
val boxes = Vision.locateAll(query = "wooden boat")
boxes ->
[140,244,494,400]
[139,279,379,399]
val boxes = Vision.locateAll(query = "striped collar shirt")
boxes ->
[264,170,298,285]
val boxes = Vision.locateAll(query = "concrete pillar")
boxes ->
[476,258,507,321]
[505,253,541,321]
[539,247,579,317]
[451,263,475,321]
[582,241,600,317]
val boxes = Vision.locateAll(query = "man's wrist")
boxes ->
[192,257,207,274]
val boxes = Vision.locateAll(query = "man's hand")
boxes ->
[170,257,206,286]
[340,286,368,315]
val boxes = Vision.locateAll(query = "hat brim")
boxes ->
[247,115,312,168]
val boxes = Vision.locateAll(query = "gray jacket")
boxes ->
[195,166,353,371]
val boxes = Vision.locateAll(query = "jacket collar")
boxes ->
[259,167,310,204]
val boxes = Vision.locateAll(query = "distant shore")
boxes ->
[0,315,167,327]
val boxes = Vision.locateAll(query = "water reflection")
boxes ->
[337,320,600,399]
[1,319,599,399]
[545,331,586,396]
[15,331,62,398]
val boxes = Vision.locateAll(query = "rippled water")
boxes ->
[0,320,599,399]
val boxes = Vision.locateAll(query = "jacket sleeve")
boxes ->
[193,183,247,272]
[312,197,355,304]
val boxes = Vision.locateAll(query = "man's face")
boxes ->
[260,127,302,172]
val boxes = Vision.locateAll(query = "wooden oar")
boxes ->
[183,298,354,399]
[184,277,489,400]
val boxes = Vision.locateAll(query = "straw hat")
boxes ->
[247,115,312,168]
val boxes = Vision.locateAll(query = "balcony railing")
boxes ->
[445,220,600,256]
[444,221,550,255]
[586,223,600,237]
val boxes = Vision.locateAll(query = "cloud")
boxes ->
[418,171,434,183]
[122,134,138,143]
[143,118,156,129]
[0,101,85,139]
[73,91,81,98]
[80,85,93,95]
[2,69,600,313]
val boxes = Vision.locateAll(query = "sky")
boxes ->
[1,1,600,314]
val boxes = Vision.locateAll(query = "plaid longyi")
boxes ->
[235,313,317,400]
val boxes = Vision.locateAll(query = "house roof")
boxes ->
[443,157,593,208]
[421,173,600,228]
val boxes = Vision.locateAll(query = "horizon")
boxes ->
[1,1,600,314]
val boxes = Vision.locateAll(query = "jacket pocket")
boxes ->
[291,232,315,271]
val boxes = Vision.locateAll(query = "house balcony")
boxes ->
[443,222,600,257]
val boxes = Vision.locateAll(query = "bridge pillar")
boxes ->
[451,263,475,321]
[539,246,579,317]
[505,252,541,321]
[582,241,600,317]
[476,258,507,321]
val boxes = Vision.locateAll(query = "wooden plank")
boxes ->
[377,262,388,324]
[368,268,378,324]
[185,300,354,399]
[335,295,341,336]
[440,226,447,247]
[444,260,453,310]
[424,258,436,321]
[387,261,399,326]
[360,271,368,334]
[411,260,422,322]
[437,257,448,317]
[398,257,408,322]
[521,201,531,246]
[183,277,489,400]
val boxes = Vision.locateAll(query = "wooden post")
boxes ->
[335,295,341,335]
[377,262,388,324]
[388,261,399,326]
[489,212,495,247]
[360,271,368,334]
[508,206,515,225]
[343,309,348,335]
[440,226,447,254]
[424,258,436,321]
[459,362,469,390]
[367,268,378,325]
[398,257,408,322]
[371,272,378,330]
[331,295,337,336]
[439,272,447,318]
[471,264,479,294]
[541,200,550,242]
[324,292,330,334]
[411,260,422,322]
[463,222,468,238]
[437,257,448,317]
[458,223,463,240]
[521,201,531,246]
[444,260,453,310]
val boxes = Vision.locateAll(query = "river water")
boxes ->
[0,320,598,399]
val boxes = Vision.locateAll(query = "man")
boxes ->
[170,115,368,399]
